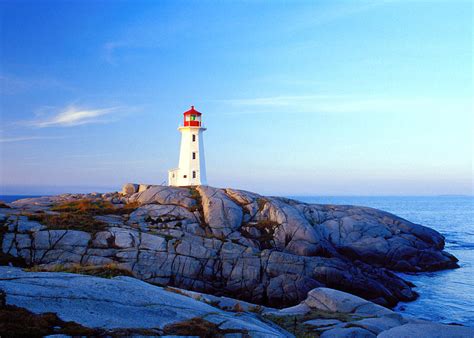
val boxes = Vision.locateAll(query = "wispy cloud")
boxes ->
[0,136,65,143]
[215,95,472,116]
[26,105,122,128]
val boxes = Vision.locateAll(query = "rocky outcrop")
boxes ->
[0,266,290,337]
[0,184,458,309]
[1,267,471,337]
[266,286,473,337]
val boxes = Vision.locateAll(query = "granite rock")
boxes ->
[0,184,459,308]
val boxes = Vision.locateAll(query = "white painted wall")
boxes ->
[168,126,207,186]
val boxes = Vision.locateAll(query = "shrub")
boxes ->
[232,302,244,312]
[27,199,140,232]
[163,317,247,337]
[264,309,360,337]
[26,263,133,279]
[188,188,206,227]
[27,213,107,233]
[51,199,139,215]
[257,198,267,212]
[0,292,100,336]
[248,305,264,314]
[164,286,188,297]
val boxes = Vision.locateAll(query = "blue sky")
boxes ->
[0,0,472,195]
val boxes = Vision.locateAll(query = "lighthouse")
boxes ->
[168,106,207,186]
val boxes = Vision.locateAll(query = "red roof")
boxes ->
[183,105,202,116]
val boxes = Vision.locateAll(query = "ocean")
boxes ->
[293,196,474,326]
[1,194,473,326]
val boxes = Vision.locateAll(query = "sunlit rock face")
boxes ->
[0,184,458,308]
[1,267,472,337]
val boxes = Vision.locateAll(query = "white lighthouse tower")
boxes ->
[168,106,207,186]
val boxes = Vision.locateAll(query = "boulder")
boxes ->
[121,183,139,195]
[304,287,394,316]
[128,185,196,208]
[297,203,458,271]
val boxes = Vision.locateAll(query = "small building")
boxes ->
[168,106,207,186]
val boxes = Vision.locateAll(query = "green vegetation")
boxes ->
[248,305,264,314]
[27,212,107,232]
[26,263,133,279]
[188,187,203,213]
[0,292,100,337]
[264,309,362,338]
[0,290,163,337]
[164,286,189,297]
[51,199,139,215]
[189,187,212,234]
[27,199,140,232]
[204,299,221,308]
[163,317,248,337]
[257,197,267,212]
[232,302,244,312]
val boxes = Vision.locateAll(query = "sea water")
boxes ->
[1,194,473,325]
[292,195,474,326]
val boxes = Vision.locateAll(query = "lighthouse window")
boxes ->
[192,135,196,142]
[193,171,196,178]
[192,152,196,159]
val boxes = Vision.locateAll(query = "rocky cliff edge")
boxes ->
[0,183,458,308]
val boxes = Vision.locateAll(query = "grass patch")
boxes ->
[164,286,190,297]
[264,309,361,338]
[0,291,162,337]
[257,198,267,212]
[0,292,100,337]
[26,263,133,278]
[232,302,244,312]
[188,187,203,213]
[189,187,211,233]
[51,199,139,215]
[163,317,248,337]
[27,199,140,232]
[27,213,107,232]
[248,305,264,314]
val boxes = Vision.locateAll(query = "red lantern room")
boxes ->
[183,106,202,127]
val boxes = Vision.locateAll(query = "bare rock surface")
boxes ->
[0,184,459,309]
[267,286,472,337]
[377,323,474,338]
[0,267,472,337]
[0,266,290,337]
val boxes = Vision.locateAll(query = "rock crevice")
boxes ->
[0,184,458,308]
